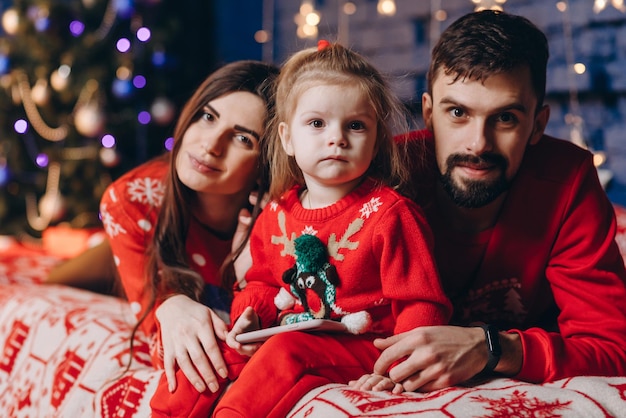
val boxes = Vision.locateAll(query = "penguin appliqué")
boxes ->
[275,233,371,334]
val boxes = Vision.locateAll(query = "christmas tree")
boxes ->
[0,0,216,237]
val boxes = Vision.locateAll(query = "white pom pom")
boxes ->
[340,311,371,334]
[274,287,296,310]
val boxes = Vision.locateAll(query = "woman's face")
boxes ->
[176,91,266,197]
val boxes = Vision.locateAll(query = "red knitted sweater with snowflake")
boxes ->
[230,178,452,336]
[100,157,232,367]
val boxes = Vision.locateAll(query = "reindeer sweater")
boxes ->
[230,178,452,336]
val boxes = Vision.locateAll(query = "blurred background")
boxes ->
[0,0,625,239]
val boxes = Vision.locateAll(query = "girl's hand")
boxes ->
[349,373,404,394]
[225,306,262,356]
[155,294,229,393]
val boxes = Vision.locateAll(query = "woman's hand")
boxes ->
[155,294,229,393]
[225,306,262,356]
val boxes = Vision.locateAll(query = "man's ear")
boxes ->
[530,104,550,145]
[278,122,294,155]
[422,92,434,131]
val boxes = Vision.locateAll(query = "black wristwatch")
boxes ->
[479,324,501,374]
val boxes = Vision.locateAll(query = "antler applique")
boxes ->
[327,217,364,261]
[271,210,297,258]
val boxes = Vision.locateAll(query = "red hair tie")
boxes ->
[317,39,330,51]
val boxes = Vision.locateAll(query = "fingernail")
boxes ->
[208,383,219,393]
[218,368,228,379]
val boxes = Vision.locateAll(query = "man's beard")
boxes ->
[439,153,510,208]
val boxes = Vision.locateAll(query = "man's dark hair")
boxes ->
[427,10,549,109]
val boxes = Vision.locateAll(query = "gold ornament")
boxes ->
[74,104,105,137]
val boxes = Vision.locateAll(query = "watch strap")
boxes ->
[479,324,501,374]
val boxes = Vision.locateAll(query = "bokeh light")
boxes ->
[69,20,85,36]
[137,27,151,42]
[101,134,116,148]
[0,163,9,186]
[138,111,151,125]
[112,78,133,98]
[14,119,28,134]
[132,75,146,88]
[0,54,9,74]
[152,50,166,67]
[35,153,49,167]
[164,136,174,151]
[116,38,131,53]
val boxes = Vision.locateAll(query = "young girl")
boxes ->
[210,41,452,417]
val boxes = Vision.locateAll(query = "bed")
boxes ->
[2,205,626,417]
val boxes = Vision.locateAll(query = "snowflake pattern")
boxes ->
[127,177,165,207]
[359,197,383,219]
[100,204,127,237]
[301,226,318,236]
[472,390,572,418]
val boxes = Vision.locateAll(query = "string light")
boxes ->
[557,1,612,187]
[377,0,396,16]
[93,0,118,41]
[1,8,20,35]
[26,162,61,231]
[296,1,320,39]
[472,0,507,12]
[260,0,275,63]
[338,1,357,44]
[16,71,69,142]
[594,0,626,13]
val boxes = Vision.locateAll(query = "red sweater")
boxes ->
[406,129,626,382]
[231,179,452,337]
[99,158,232,366]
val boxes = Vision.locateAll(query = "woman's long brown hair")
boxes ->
[126,60,278,366]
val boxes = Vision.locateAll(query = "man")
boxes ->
[371,10,626,392]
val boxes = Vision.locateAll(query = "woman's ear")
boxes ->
[279,122,294,155]
[530,104,550,145]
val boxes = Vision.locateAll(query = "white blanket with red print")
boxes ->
[2,204,626,417]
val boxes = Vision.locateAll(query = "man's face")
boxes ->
[422,66,549,208]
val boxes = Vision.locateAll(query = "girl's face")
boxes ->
[176,91,266,197]
[279,83,377,192]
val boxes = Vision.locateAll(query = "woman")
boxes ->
[46,60,278,396]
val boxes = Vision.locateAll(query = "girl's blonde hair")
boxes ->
[266,42,413,200]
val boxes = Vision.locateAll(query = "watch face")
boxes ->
[485,325,502,356]
[480,324,501,374]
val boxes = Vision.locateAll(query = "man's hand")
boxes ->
[373,325,521,392]
[155,294,229,394]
